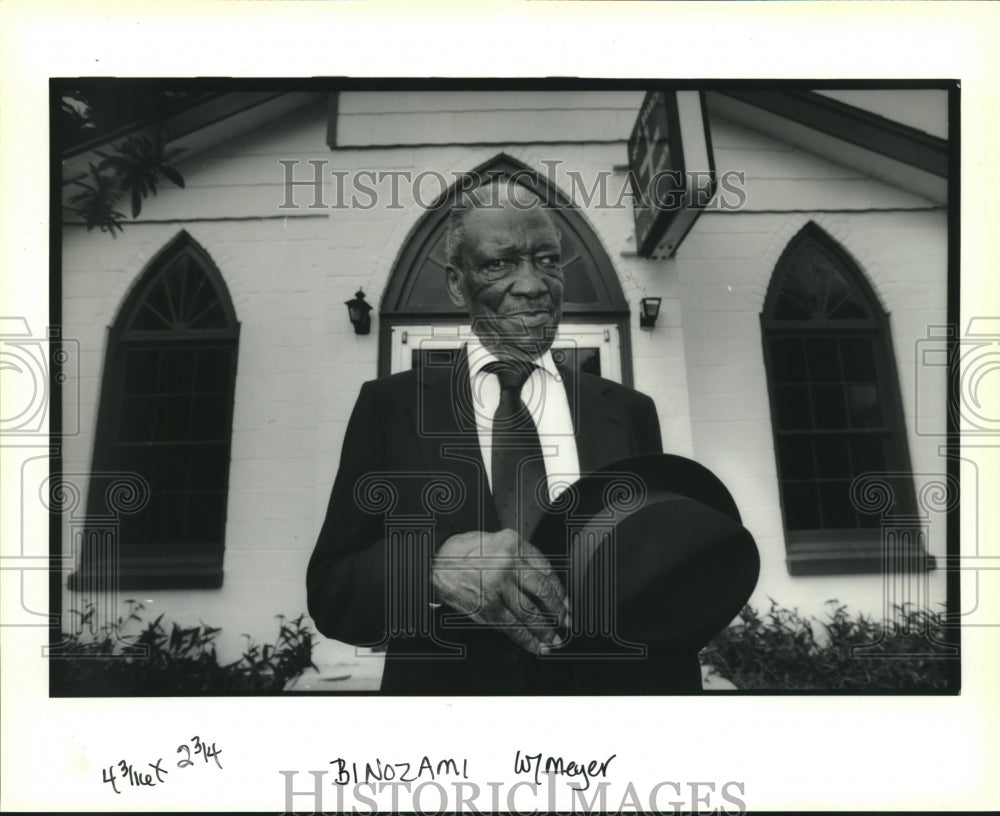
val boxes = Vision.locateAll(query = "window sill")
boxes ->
[786,531,937,577]
[68,556,223,590]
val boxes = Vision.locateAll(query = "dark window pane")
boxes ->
[151,494,187,544]
[813,435,852,478]
[117,395,157,442]
[181,267,229,329]
[189,446,229,490]
[551,347,601,377]
[858,509,881,529]
[124,252,235,335]
[770,338,806,383]
[783,481,822,530]
[852,473,912,523]
[578,348,601,376]
[114,447,147,475]
[841,338,877,381]
[411,347,459,372]
[778,436,813,479]
[187,302,227,329]
[406,258,451,310]
[820,481,856,528]
[774,247,836,319]
[131,279,173,330]
[850,434,889,473]
[187,493,225,543]
[195,348,235,392]
[886,475,913,516]
[772,243,876,322]
[805,338,841,382]
[160,348,196,394]
[773,293,812,320]
[776,385,812,430]
[156,396,191,441]
[827,291,868,319]
[812,385,847,428]
[122,349,160,395]
[118,514,147,549]
[847,384,882,428]
[157,448,189,492]
[115,454,156,498]
[190,395,231,441]
[560,258,599,304]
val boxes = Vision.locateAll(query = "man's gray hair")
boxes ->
[444,181,555,270]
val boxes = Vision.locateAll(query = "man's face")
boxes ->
[446,201,564,360]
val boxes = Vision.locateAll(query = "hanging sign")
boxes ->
[627,90,716,259]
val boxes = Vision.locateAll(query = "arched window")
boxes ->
[72,232,239,589]
[379,153,633,384]
[762,223,918,575]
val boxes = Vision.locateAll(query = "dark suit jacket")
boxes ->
[307,348,702,694]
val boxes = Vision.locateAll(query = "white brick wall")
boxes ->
[59,94,950,673]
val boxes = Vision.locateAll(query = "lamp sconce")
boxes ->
[639,297,662,330]
[345,289,372,335]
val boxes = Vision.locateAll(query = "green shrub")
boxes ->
[700,600,955,691]
[51,601,318,695]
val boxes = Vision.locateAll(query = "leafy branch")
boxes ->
[64,133,185,236]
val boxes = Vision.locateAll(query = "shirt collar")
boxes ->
[466,338,559,380]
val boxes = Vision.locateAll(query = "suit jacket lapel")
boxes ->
[557,364,630,475]
[412,347,500,535]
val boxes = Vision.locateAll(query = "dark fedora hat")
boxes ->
[531,453,760,656]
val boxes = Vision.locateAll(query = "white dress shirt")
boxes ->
[465,339,581,502]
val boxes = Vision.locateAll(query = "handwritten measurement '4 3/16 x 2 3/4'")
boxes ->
[101,736,222,795]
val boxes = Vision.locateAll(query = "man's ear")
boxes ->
[445,265,467,308]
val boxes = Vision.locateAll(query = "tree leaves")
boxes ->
[64,131,186,236]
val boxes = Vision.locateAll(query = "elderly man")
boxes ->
[307,181,665,693]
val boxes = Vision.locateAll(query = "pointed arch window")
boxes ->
[762,223,920,575]
[72,232,239,589]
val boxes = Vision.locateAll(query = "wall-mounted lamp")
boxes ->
[639,297,662,330]
[345,289,372,335]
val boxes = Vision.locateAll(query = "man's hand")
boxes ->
[431,529,571,654]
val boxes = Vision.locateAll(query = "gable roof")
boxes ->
[707,89,949,204]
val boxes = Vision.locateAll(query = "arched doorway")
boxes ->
[378,153,633,384]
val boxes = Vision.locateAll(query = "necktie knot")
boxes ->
[484,360,534,392]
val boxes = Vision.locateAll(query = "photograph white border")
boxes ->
[2,2,998,812]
